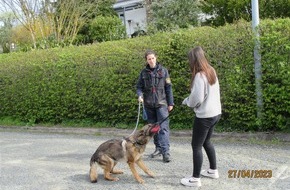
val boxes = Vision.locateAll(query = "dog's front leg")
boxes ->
[128,161,144,184]
[136,159,155,177]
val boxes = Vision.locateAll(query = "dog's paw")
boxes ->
[104,176,120,181]
[137,178,145,184]
[147,171,155,178]
[112,177,120,181]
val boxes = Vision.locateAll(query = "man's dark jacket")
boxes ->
[136,63,174,108]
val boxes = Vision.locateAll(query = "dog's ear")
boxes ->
[149,123,155,127]
[142,124,152,135]
[137,129,145,136]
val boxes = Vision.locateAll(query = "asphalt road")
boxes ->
[0,129,289,190]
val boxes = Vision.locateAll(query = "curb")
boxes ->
[1,125,290,142]
[172,130,290,142]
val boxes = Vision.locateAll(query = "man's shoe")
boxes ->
[163,154,171,163]
[150,149,162,158]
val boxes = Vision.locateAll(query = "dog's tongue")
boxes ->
[151,125,160,133]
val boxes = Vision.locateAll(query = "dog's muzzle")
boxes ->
[150,124,160,134]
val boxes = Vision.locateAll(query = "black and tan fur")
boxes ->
[89,124,160,184]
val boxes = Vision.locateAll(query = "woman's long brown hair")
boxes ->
[188,46,217,88]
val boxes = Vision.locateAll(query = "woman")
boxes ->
[181,46,221,187]
[136,50,174,163]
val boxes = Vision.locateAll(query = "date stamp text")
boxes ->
[228,170,272,178]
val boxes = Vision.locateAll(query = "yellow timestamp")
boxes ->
[228,170,272,178]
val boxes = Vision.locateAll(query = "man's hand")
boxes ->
[168,105,173,112]
[138,96,144,103]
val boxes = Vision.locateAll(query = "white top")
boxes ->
[182,72,221,118]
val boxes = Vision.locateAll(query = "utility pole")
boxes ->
[251,0,263,119]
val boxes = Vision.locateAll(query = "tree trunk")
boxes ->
[2,43,10,53]
[144,0,153,24]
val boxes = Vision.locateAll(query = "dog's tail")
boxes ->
[89,160,98,183]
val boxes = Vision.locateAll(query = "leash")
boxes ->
[154,112,171,126]
[129,102,172,137]
[129,101,142,136]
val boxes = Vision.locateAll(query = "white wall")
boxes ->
[123,7,146,37]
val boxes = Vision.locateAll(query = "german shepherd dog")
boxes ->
[89,123,160,184]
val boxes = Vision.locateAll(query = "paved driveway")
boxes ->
[0,129,289,190]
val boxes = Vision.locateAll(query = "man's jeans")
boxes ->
[145,105,170,155]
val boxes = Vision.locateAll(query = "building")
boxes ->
[113,0,147,37]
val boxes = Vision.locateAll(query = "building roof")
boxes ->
[113,0,143,9]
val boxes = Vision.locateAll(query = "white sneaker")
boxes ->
[180,177,201,187]
[201,169,219,179]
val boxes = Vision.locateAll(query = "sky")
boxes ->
[0,4,7,26]
[0,2,17,27]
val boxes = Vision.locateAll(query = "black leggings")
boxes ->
[191,115,221,178]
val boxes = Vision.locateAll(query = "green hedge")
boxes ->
[0,19,289,131]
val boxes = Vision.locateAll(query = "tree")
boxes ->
[147,0,200,33]
[44,0,101,46]
[1,0,46,49]
[259,0,290,19]
[87,15,126,43]
[11,23,38,51]
[199,0,290,26]
[1,0,102,49]
[76,0,119,44]
[94,0,118,17]
[0,12,15,53]
[143,0,153,25]
[199,0,249,26]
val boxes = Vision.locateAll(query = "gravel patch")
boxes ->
[0,129,289,190]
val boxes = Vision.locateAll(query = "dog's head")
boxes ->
[143,123,160,136]
[133,124,160,145]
